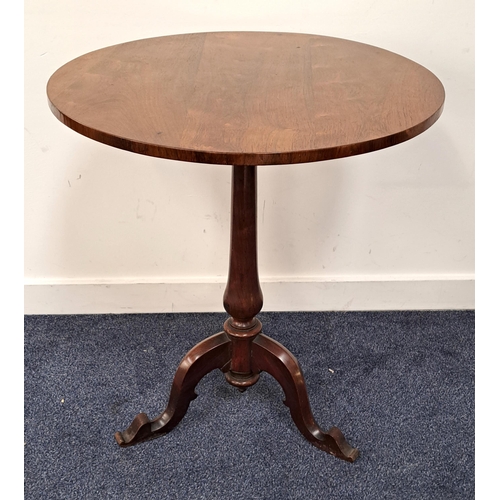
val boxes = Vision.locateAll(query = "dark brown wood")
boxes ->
[223,165,263,389]
[223,166,263,322]
[47,32,445,166]
[115,164,358,460]
[253,334,359,461]
[49,32,445,461]
[114,331,231,446]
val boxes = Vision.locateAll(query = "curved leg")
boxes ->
[252,334,359,462]
[115,331,231,447]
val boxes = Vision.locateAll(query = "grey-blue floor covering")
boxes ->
[24,310,474,499]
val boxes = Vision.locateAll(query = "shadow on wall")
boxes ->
[53,118,466,293]
[56,137,231,284]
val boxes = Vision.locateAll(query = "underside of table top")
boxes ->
[47,32,445,165]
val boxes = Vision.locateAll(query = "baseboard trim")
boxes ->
[24,275,474,314]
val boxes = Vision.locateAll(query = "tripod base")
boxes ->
[115,330,359,463]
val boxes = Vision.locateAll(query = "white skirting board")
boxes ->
[24,275,474,314]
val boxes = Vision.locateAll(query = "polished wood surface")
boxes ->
[114,329,358,462]
[47,32,444,166]
[48,32,444,462]
[114,165,358,461]
[222,166,264,389]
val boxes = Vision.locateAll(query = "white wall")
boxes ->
[24,0,474,314]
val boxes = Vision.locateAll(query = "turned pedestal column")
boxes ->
[47,32,445,464]
[114,166,359,462]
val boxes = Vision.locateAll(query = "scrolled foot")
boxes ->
[114,412,156,447]
[253,333,359,462]
[323,426,359,462]
[115,332,230,447]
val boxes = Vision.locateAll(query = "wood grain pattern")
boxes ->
[47,32,444,165]
[53,33,444,461]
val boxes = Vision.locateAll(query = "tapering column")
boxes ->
[223,165,263,389]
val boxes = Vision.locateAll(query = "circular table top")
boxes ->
[47,32,445,166]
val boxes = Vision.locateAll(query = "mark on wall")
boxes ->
[136,199,157,221]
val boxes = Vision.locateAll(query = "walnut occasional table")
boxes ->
[47,32,445,462]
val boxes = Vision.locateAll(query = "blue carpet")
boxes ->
[24,311,474,499]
